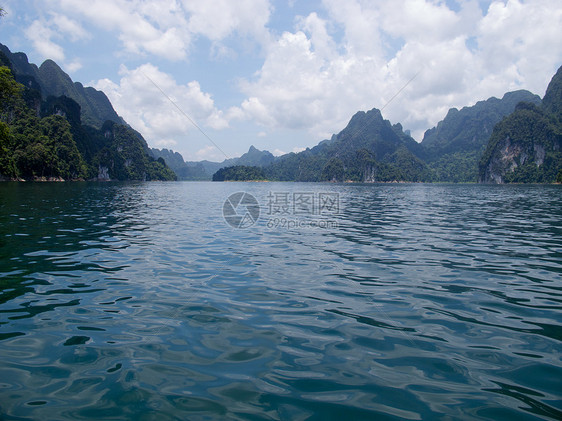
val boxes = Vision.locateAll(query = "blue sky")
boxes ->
[1,0,561,162]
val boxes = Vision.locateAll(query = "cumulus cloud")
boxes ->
[15,0,562,154]
[49,0,191,61]
[23,11,89,72]
[237,0,562,141]
[25,20,66,62]
[93,63,229,158]
[49,12,90,42]
[44,0,271,61]
[182,0,271,41]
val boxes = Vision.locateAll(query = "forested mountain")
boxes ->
[421,90,541,182]
[152,145,275,180]
[262,108,427,182]
[479,66,562,183]
[4,37,557,184]
[212,165,266,181]
[186,82,559,184]
[0,44,122,129]
[0,44,175,181]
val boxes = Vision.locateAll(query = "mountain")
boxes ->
[479,66,562,183]
[152,145,275,180]
[259,86,553,183]
[154,109,426,183]
[421,90,541,182]
[237,145,275,167]
[0,44,175,181]
[422,90,541,155]
[263,108,427,182]
[542,65,562,124]
[154,65,561,184]
[0,44,122,128]
[150,148,209,180]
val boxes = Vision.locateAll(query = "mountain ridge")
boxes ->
[0,44,122,129]
[0,43,175,181]
[479,66,562,183]
[151,145,275,180]
[7,38,557,184]
[156,85,553,183]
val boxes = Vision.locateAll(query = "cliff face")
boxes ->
[422,90,541,156]
[0,44,122,129]
[479,67,562,184]
[0,43,176,181]
[480,130,555,184]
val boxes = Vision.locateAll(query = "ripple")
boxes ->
[0,182,561,420]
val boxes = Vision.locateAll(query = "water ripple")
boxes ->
[0,182,561,420]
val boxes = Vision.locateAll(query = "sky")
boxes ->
[1,0,561,162]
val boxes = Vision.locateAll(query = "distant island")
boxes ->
[212,165,267,182]
[1,41,560,184]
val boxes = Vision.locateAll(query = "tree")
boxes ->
[321,157,344,182]
[212,165,266,181]
[0,66,24,122]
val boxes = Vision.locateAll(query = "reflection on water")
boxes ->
[0,182,561,420]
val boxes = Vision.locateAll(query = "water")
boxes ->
[0,182,561,420]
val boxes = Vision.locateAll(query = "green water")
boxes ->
[0,182,561,420]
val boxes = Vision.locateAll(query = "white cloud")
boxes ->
[379,0,462,43]
[24,13,87,73]
[49,12,90,42]
[182,0,271,41]
[236,0,562,142]
[476,0,562,95]
[322,0,384,57]
[45,0,272,61]
[50,0,191,61]
[93,63,229,154]
[66,60,83,73]
[155,138,178,149]
[25,20,66,62]
[195,145,223,161]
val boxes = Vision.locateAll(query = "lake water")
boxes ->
[0,182,561,420]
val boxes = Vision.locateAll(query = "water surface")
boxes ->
[0,182,561,420]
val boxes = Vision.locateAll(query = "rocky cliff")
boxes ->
[479,67,562,184]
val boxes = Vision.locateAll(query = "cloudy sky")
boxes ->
[1,0,561,161]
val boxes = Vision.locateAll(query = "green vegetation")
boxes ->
[153,70,562,185]
[259,109,430,182]
[212,165,267,181]
[479,69,562,184]
[133,62,562,184]
[421,90,541,182]
[1,43,122,130]
[0,62,175,181]
[153,145,275,181]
